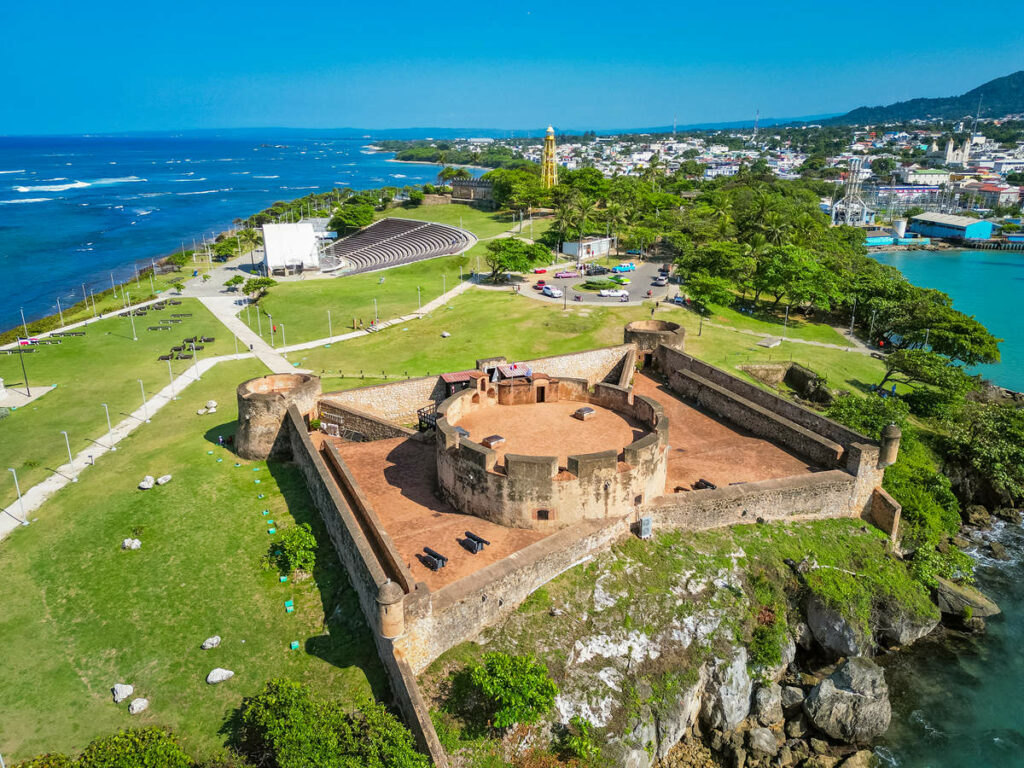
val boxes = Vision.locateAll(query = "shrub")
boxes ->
[14,755,76,768]
[77,728,192,768]
[559,715,601,762]
[408,190,425,206]
[277,523,317,574]
[470,652,558,729]
[825,393,910,440]
[237,679,428,768]
[308,418,322,431]
[747,574,787,669]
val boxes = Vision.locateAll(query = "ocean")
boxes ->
[871,249,1024,392]
[0,134,468,331]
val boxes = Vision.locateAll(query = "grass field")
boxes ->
[285,288,885,396]
[0,299,239,508]
[704,299,855,347]
[376,203,518,239]
[0,359,383,762]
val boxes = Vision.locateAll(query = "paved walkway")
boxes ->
[198,297,304,373]
[0,351,255,540]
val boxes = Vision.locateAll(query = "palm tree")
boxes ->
[761,211,791,246]
[553,202,576,255]
[604,202,627,256]
[574,196,599,260]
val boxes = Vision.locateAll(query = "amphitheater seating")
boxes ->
[322,217,474,275]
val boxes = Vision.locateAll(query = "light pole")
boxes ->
[138,379,150,423]
[19,307,29,339]
[328,309,333,338]
[417,286,421,311]
[126,292,137,340]
[102,403,116,450]
[167,358,177,399]
[268,314,274,347]
[280,323,287,353]
[89,289,97,317]
[443,274,447,295]
[56,297,64,327]
[16,340,30,397]
[373,298,378,325]
[6,468,29,525]
[60,431,77,482]
[256,304,262,337]
[192,343,201,379]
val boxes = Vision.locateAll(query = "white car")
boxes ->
[599,288,629,298]
[542,285,563,298]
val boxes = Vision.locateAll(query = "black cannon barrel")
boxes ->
[422,554,441,571]
[424,547,448,566]
[465,531,491,547]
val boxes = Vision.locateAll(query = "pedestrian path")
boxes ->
[198,297,306,374]
[0,351,255,541]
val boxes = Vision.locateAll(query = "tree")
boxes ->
[685,271,735,335]
[470,653,557,729]
[243,277,277,301]
[224,275,245,291]
[329,204,374,234]
[407,190,425,206]
[276,523,317,574]
[878,349,977,393]
[945,403,1024,504]
[483,238,549,281]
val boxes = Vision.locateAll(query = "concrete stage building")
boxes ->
[261,222,321,274]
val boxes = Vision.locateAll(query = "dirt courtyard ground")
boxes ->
[452,399,645,468]
[333,437,546,590]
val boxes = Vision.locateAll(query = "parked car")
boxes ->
[555,270,580,279]
[611,263,636,273]
[585,265,610,276]
[542,285,564,298]
[626,249,642,256]
[598,288,630,298]
[533,268,547,274]
[654,276,669,286]
[534,280,546,290]
[611,276,631,285]
[658,264,671,274]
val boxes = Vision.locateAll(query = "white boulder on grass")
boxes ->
[128,697,149,715]
[121,538,142,550]
[138,475,155,490]
[205,400,218,409]
[156,474,172,485]
[206,668,234,685]
[207,406,217,414]
[201,635,221,650]
[112,683,134,703]
[197,408,208,415]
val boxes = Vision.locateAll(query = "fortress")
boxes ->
[234,321,902,766]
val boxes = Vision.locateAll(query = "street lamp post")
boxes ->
[280,323,287,354]
[373,298,378,325]
[167,359,177,399]
[417,286,421,311]
[138,379,150,423]
[102,403,116,450]
[327,309,332,338]
[126,292,137,340]
[60,431,77,482]
[56,297,64,327]
[268,314,274,347]
[192,343,201,380]
[6,468,29,525]
[16,340,30,397]
[19,307,29,339]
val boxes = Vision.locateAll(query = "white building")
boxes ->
[563,236,616,259]
[262,223,320,274]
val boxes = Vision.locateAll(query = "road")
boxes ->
[516,259,677,307]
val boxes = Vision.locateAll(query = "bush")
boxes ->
[408,190,425,206]
[277,523,317,574]
[558,716,601,762]
[747,573,788,669]
[14,755,77,768]
[77,728,192,768]
[825,393,910,440]
[470,652,558,729]
[237,679,428,768]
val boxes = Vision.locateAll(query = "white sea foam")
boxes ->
[0,169,26,174]
[253,175,279,179]
[281,185,316,190]
[171,177,207,182]
[176,188,233,196]
[0,197,52,204]
[12,175,146,193]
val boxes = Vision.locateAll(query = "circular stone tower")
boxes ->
[235,373,321,460]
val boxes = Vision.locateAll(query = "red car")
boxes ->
[533,268,547,274]
[534,280,546,290]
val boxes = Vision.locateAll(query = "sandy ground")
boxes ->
[632,373,816,491]
[334,437,546,590]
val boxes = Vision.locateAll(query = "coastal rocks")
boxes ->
[156,474,172,486]
[618,669,706,761]
[989,541,1010,560]
[839,750,876,768]
[876,601,940,647]
[111,683,134,703]
[128,698,149,715]
[781,685,805,713]
[701,647,751,732]
[121,538,142,550]
[747,726,780,758]
[803,657,891,743]
[964,504,992,528]
[807,595,866,658]
[206,668,234,685]
[138,475,155,490]
[752,682,783,726]
[994,507,1023,525]
[201,635,221,650]
[934,576,1001,617]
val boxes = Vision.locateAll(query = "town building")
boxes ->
[908,212,994,240]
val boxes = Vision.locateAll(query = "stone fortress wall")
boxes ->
[434,379,668,530]
[237,328,902,767]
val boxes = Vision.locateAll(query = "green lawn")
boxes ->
[377,203,518,239]
[703,299,855,347]
[287,289,885,396]
[0,359,383,762]
[0,299,238,508]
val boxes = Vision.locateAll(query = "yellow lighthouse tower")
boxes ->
[541,125,558,188]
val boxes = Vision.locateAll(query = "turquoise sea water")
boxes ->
[871,249,1024,392]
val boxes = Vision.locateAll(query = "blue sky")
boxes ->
[3,0,1022,134]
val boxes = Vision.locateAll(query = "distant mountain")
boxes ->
[825,71,1024,125]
